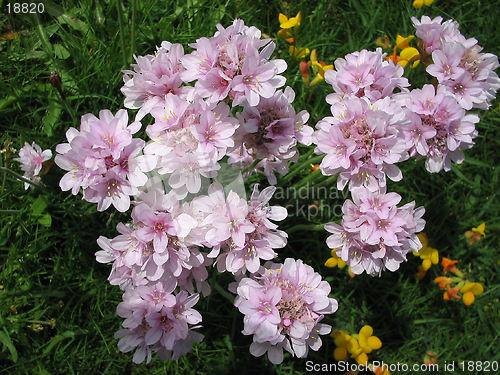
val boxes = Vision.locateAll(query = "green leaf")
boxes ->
[42,100,63,136]
[31,197,48,216]
[38,213,52,227]
[0,329,18,363]
[53,44,70,60]
[42,331,75,356]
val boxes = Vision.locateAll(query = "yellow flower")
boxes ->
[441,257,458,274]
[460,282,484,306]
[386,35,420,68]
[375,34,390,49]
[332,330,350,346]
[325,250,347,269]
[333,330,363,357]
[395,34,415,49]
[443,285,461,301]
[277,28,294,44]
[434,276,453,290]
[413,0,434,9]
[414,233,438,278]
[418,246,439,270]
[373,365,391,375]
[0,32,19,40]
[398,47,420,68]
[355,352,369,365]
[309,49,333,86]
[471,222,486,237]
[289,45,310,59]
[358,325,382,354]
[279,11,302,29]
[334,347,348,361]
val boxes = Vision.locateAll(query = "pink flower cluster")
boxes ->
[228,87,313,184]
[234,258,338,364]
[121,41,193,121]
[313,48,413,192]
[55,110,156,212]
[95,177,209,292]
[115,280,203,363]
[325,186,425,276]
[181,19,287,106]
[200,183,288,274]
[397,84,479,173]
[118,19,310,187]
[313,96,410,191]
[413,16,500,110]
[14,142,52,189]
[324,48,409,106]
[95,178,291,362]
[143,95,238,198]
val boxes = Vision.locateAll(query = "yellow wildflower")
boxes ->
[358,325,382,354]
[386,35,420,68]
[277,28,294,43]
[472,222,486,237]
[289,45,310,59]
[334,346,348,361]
[413,0,434,9]
[373,365,391,375]
[325,250,346,269]
[443,285,460,301]
[441,257,458,274]
[413,233,438,279]
[434,276,453,290]
[460,282,484,306]
[375,34,390,49]
[279,11,302,29]
[309,49,334,86]
[395,35,414,49]
[398,47,420,68]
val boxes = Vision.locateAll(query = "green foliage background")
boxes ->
[0,0,499,374]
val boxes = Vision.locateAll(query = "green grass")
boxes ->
[0,0,499,374]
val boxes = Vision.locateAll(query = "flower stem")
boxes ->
[130,0,136,62]
[213,281,235,304]
[281,152,323,184]
[0,167,43,188]
[116,0,128,67]
[291,168,323,190]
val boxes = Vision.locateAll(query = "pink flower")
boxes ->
[231,57,282,106]
[399,84,479,172]
[180,19,287,106]
[228,87,311,184]
[426,43,466,82]
[234,258,338,364]
[84,170,138,212]
[190,102,238,158]
[413,16,500,110]
[204,189,254,248]
[145,291,202,350]
[55,109,144,211]
[115,286,203,363]
[313,96,409,191]
[412,16,447,54]
[325,186,425,276]
[14,142,52,189]
[325,48,409,106]
[144,96,236,197]
[122,41,192,121]
[196,183,286,274]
